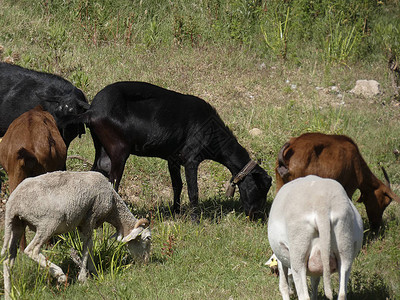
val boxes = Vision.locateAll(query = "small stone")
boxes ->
[249,128,263,136]
[350,80,381,97]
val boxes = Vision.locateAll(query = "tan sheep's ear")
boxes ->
[121,227,144,243]
[121,218,150,243]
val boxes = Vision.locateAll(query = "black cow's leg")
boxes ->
[184,162,200,219]
[89,130,103,172]
[108,148,130,191]
[168,160,183,214]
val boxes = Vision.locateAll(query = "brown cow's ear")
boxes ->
[387,190,400,204]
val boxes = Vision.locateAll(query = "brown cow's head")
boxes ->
[358,167,400,230]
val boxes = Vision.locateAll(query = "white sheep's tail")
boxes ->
[315,213,333,300]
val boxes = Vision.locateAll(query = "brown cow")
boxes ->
[0,105,67,192]
[275,132,400,230]
[0,106,67,249]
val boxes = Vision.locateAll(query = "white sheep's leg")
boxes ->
[335,222,356,300]
[337,258,352,300]
[78,231,94,282]
[310,276,320,300]
[288,229,313,300]
[277,260,291,300]
[24,230,67,283]
[291,267,310,300]
[288,271,295,296]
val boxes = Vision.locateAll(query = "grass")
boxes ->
[1,0,400,299]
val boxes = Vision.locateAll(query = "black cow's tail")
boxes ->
[58,110,92,129]
[277,142,290,179]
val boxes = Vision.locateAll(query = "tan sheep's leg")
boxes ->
[3,240,18,300]
[4,258,13,300]
[24,231,67,283]
[3,222,25,300]
[78,232,94,282]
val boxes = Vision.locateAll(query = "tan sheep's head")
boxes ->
[122,218,152,263]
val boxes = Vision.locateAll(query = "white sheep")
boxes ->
[268,175,363,300]
[2,171,151,299]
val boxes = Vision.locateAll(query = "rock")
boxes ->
[350,80,381,97]
[249,128,262,136]
[330,86,339,92]
[4,56,14,64]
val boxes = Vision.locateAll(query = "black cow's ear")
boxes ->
[251,172,264,190]
[35,92,60,103]
[77,100,90,110]
[252,167,272,191]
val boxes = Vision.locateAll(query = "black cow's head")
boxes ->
[37,88,90,147]
[237,165,272,219]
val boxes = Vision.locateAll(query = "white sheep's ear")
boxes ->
[121,227,144,243]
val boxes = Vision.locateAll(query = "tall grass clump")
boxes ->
[259,0,376,65]
[323,9,361,66]
[2,0,398,66]
[57,224,130,281]
[260,4,290,60]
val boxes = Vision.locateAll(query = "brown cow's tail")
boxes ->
[277,142,290,179]
[17,148,42,174]
[17,148,38,165]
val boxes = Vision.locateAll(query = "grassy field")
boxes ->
[1,0,400,299]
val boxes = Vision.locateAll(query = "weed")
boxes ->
[69,67,89,90]
[161,234,176,260]
[323,9,361,66]
[260,5,290,60]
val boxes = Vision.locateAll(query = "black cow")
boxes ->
[66,81,272,218]
[0,62,89,147]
